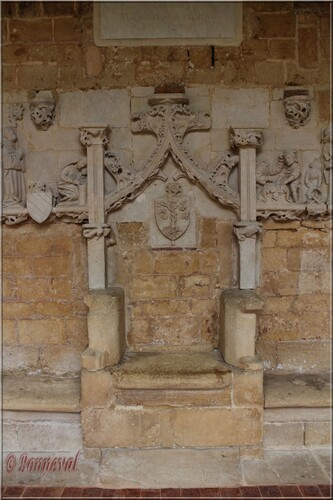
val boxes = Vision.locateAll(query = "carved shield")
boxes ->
[27,190,53,223]
[155,195,190,243]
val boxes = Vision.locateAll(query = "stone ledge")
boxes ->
[111,350,232,390]
[264,373,332,409]
[3,373,80,412]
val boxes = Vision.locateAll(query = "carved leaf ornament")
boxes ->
[104,93,240,214]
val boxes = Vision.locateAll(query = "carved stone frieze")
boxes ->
[256,151,301,204]
[155,182,190,245]
[283,91,311,129]
[82,223,116,247]
[57,159,87,205]
[230,128,263,149]
[8,104,24,125]
[30,91,56,130]
[233,221,262,241]
[2,127,26,208]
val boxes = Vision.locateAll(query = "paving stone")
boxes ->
[100,449,242,488]
[312,449,332,479]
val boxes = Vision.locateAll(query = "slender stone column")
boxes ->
[79,124,109,290]
[230,128,263,289]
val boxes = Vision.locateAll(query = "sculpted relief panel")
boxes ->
[1,88,331,228]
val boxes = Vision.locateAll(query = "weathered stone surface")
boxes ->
[264,373,331,408]
[83,288,125,369]
[298,27,319,68]
[304,422,331,447]
[81,369,112,407]
[233,369,264,406]
[242,450,330,485]
[112,351,231,390]
[99,448,242,488]
[3,373,80,412]
[220,289,264,368]
[264,422,304,448]
[131,276,178,299]
[173,408,263,447]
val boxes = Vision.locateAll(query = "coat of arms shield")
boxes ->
[155,182,190,245]
[27,188,53,223]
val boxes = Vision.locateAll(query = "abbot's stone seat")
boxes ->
[111,350,232,391]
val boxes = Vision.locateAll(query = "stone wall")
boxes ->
[2,222,88,373]
[1,1,330,101]
[2,1,331,373]
[116,218,235,351]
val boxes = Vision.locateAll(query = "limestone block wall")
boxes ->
[258,219,331,372]
[2,223,88,373]
[2,1,331,373]
[115,217,235,351]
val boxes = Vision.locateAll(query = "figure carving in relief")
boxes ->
[2,127,26,207]
[304,160,322,204]
[155,182,190,245]
[256,151,301,203]
[57,159,87,205]
[321,125,331,203]
[104,150,135,190]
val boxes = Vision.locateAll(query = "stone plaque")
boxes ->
[94,2,242,46]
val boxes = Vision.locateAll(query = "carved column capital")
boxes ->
[233,221,263,242]
[79,124,109,147]
[82,223,116,247]
[230,128,263,149]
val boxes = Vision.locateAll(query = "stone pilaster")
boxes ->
[230,128,263,289]
[80,124,109,289]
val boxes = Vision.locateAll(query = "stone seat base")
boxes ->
[264,372,332,408]
[3,372,80,412]
[111,350,232,391]
[81,350,264,449]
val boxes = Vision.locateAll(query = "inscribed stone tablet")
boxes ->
[94,2,242,46]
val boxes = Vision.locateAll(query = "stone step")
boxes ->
[263,408,331,448]
[264,373,331,408]
[112,350,232,390]
[3,372,80,412]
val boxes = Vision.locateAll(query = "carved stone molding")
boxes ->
[8,104,24,125]
[233,221,263,242]
[230,128,263,149]
[79,125,109,146]
[30,91,56,130]
[82,223,116,247]
[105,92,239,215]
[283,90,311,129]
[2,212,28,225]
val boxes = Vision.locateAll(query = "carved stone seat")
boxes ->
[112,350,232,391]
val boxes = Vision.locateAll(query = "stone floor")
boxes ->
[2,448,331,498]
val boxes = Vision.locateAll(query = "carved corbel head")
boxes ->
[283,90,311,129]
[30,91,56,130]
